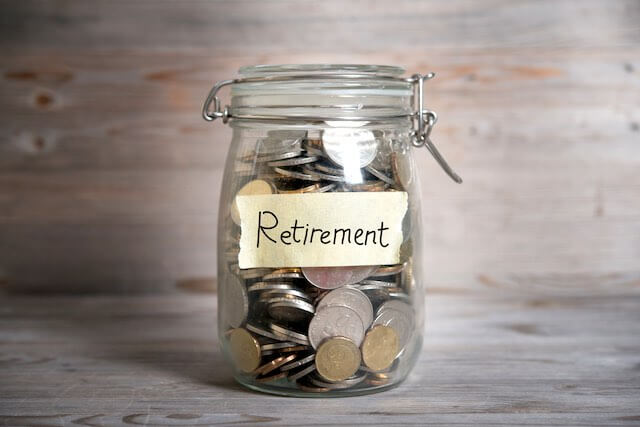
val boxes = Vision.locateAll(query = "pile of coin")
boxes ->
[221,128,418,392]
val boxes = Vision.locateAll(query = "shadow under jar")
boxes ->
[202,64,461,397]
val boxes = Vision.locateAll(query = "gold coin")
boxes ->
[315,337,361,382]
[230,179,275,225]
[361,325,398,372]
[228,328,261,373]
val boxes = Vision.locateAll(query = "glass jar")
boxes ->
[202,64,461,397]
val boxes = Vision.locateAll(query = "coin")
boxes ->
[256,148,304,163]
[308,305,365,348]
[280,354,315,371]
[373,300,415,354]
[247,282,296,293]
[273,167,320,181]
[261,345,310,356]
[221,276,248,328]
[317,287,373,329]
[314,162,344,176]
[392,151,413,191]
[361,325,399,372]
[228,328,261,373]
[313,182,337,193]
[308,371,367,389]
[302,265,378,289]
[315,337,361,382]
[269,323,310,346]
[321,128,378,168]
[268,155,320,167]
[267,297,315,322]
[373,264,405,277]
[277,183,320,194]
[287,363,316,381]
[262,269,304,281]
[254,354,297,376]
[259,288,311,302]
[359,279,396,288]
[300,165,345,182]
[342,179,388,192]
[246,323,283,342]
[231,179,275,225]
[365,165,395,185]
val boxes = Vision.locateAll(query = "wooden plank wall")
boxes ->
[1,0,639,293]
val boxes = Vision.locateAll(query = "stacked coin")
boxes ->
[222,128,417,392]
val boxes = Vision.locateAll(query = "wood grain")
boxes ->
[1,0,639,292]
[0,287,638,425]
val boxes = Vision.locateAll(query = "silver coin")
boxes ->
[269,323,310,346]
[308,305,365,349]
[260,289,311,302]
[304,146,326,157]
[321,128,378,168]
[314,163,344,176]
[247,282,296,293]
[358,279,397,288]
[267,155,320,167]
[281,354,315,371]
[372,264,405,277]
[301,165,345,182]
[388,290,410,304]
[302,265,378,289]
[287,363,316,381]
[373,300,414,353]
[377,300,413,317]
[392,151,413,190]
[257,131,305,155]
[370,137,394,171]
[267,297,315,322]
[256,149,304,163]
[317,287,373,329]
[221,276,247,328]
[365,165,395,185]
[273,167,320,181]
[246,323,283,342]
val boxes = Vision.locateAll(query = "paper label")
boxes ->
[236,192,408,268]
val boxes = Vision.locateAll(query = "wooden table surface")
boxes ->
[2,284,639,426]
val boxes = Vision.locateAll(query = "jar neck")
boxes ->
[230,65,414,121]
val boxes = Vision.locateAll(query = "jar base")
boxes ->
[234,374,407,398]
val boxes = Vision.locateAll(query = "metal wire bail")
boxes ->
[410,74,462,183]
[202,71,462,183]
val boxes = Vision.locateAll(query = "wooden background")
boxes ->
[1,0,639,294]
[1,1,640,424]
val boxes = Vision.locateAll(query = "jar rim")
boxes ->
[238,64,406,78]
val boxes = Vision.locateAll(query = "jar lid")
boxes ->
[230,64,414,121]
[237,64,405,78]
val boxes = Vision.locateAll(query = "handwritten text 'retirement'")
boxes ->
[256,210,390,248]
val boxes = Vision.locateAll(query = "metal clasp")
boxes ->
[202,79,234,123]
[410,74,462,183]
